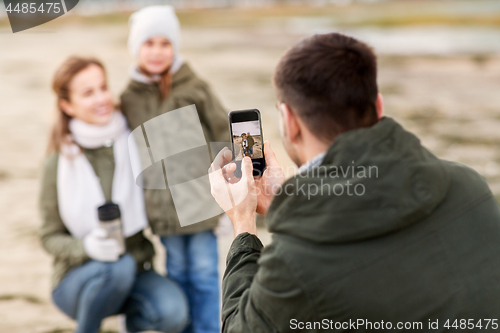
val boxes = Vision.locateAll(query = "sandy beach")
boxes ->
[1,1,500,331]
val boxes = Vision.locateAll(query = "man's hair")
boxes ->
[273,33,379,142]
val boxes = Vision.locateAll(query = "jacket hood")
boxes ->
[266,117,451,243]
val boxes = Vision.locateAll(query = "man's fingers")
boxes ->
[209,161,229,199]
[223,162,236,175]
[211,147,230,172]
[223,162,239,183]
[264,141,280,168]
[210,147,235,177]
[223,149,233,164]
[210,148,226,172]
[226,162,236,172]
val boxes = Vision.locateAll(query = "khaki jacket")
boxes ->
[39,147,155,289]
[120,63,229,236]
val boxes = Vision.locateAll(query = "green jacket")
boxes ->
[247,135,254,147]
[120,63,229,236]
[222,117,500,332]
[39,146,155,289]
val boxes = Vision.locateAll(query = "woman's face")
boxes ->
[61,64,114,125]
[138,36,173,75]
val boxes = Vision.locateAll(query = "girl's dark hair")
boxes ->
[273,33,379,143]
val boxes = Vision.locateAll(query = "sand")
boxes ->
[1,5,500,332]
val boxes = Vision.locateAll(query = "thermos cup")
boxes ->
[97,202,125,255]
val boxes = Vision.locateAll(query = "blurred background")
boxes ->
[1,0,500,331]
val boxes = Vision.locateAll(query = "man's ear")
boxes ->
[279,103,301,144]
[59,99,75,117]
[376,93,384,120]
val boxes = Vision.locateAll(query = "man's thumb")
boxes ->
[241,157,253,182]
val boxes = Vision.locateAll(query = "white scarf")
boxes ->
[57,111,148,239]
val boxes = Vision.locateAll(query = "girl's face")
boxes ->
[61,64,114,125]
[138,36,173,75]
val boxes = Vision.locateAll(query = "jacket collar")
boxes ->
[266,117,451,243]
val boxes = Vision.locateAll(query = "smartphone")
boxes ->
[228,109,266,177]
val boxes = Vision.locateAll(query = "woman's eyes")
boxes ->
[81,84,107,96]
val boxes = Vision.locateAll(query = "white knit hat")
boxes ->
[128,5,184,73]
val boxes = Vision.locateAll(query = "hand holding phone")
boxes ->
[210,140,285,217]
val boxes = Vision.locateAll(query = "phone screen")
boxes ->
[229,109,266,177]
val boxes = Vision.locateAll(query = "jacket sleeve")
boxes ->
[222,233,313,333]
[194,81,229,144]
[38,154,90,266]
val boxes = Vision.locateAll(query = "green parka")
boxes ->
[120,63,229,236]
[222,117,500,332]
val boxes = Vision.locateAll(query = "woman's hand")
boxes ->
[83,228,122,262]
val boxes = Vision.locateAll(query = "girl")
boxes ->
[39,56,189,333]
[120,6,229,333]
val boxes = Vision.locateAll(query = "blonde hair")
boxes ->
[47,56,106,155]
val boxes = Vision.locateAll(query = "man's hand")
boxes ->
[254,141,286,215]
[209,149,258,236]
[209,142,286,236]
[214,141,285,215]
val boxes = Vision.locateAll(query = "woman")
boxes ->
[39,56,189,333]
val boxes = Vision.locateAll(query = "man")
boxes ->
[241,133,249,157]
[246,132,254,157]
[209,33,500,332]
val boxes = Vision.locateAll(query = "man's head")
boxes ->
[247,132,251,136]
[273,33,383,166]
[242,133,247,138]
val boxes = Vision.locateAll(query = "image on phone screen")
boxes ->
[232,121,262,160]
[229,109,266,177]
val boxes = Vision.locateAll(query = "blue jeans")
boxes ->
[52,254,189,333]
[161,230,220,333]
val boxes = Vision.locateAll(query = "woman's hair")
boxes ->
[47,56,106,155]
